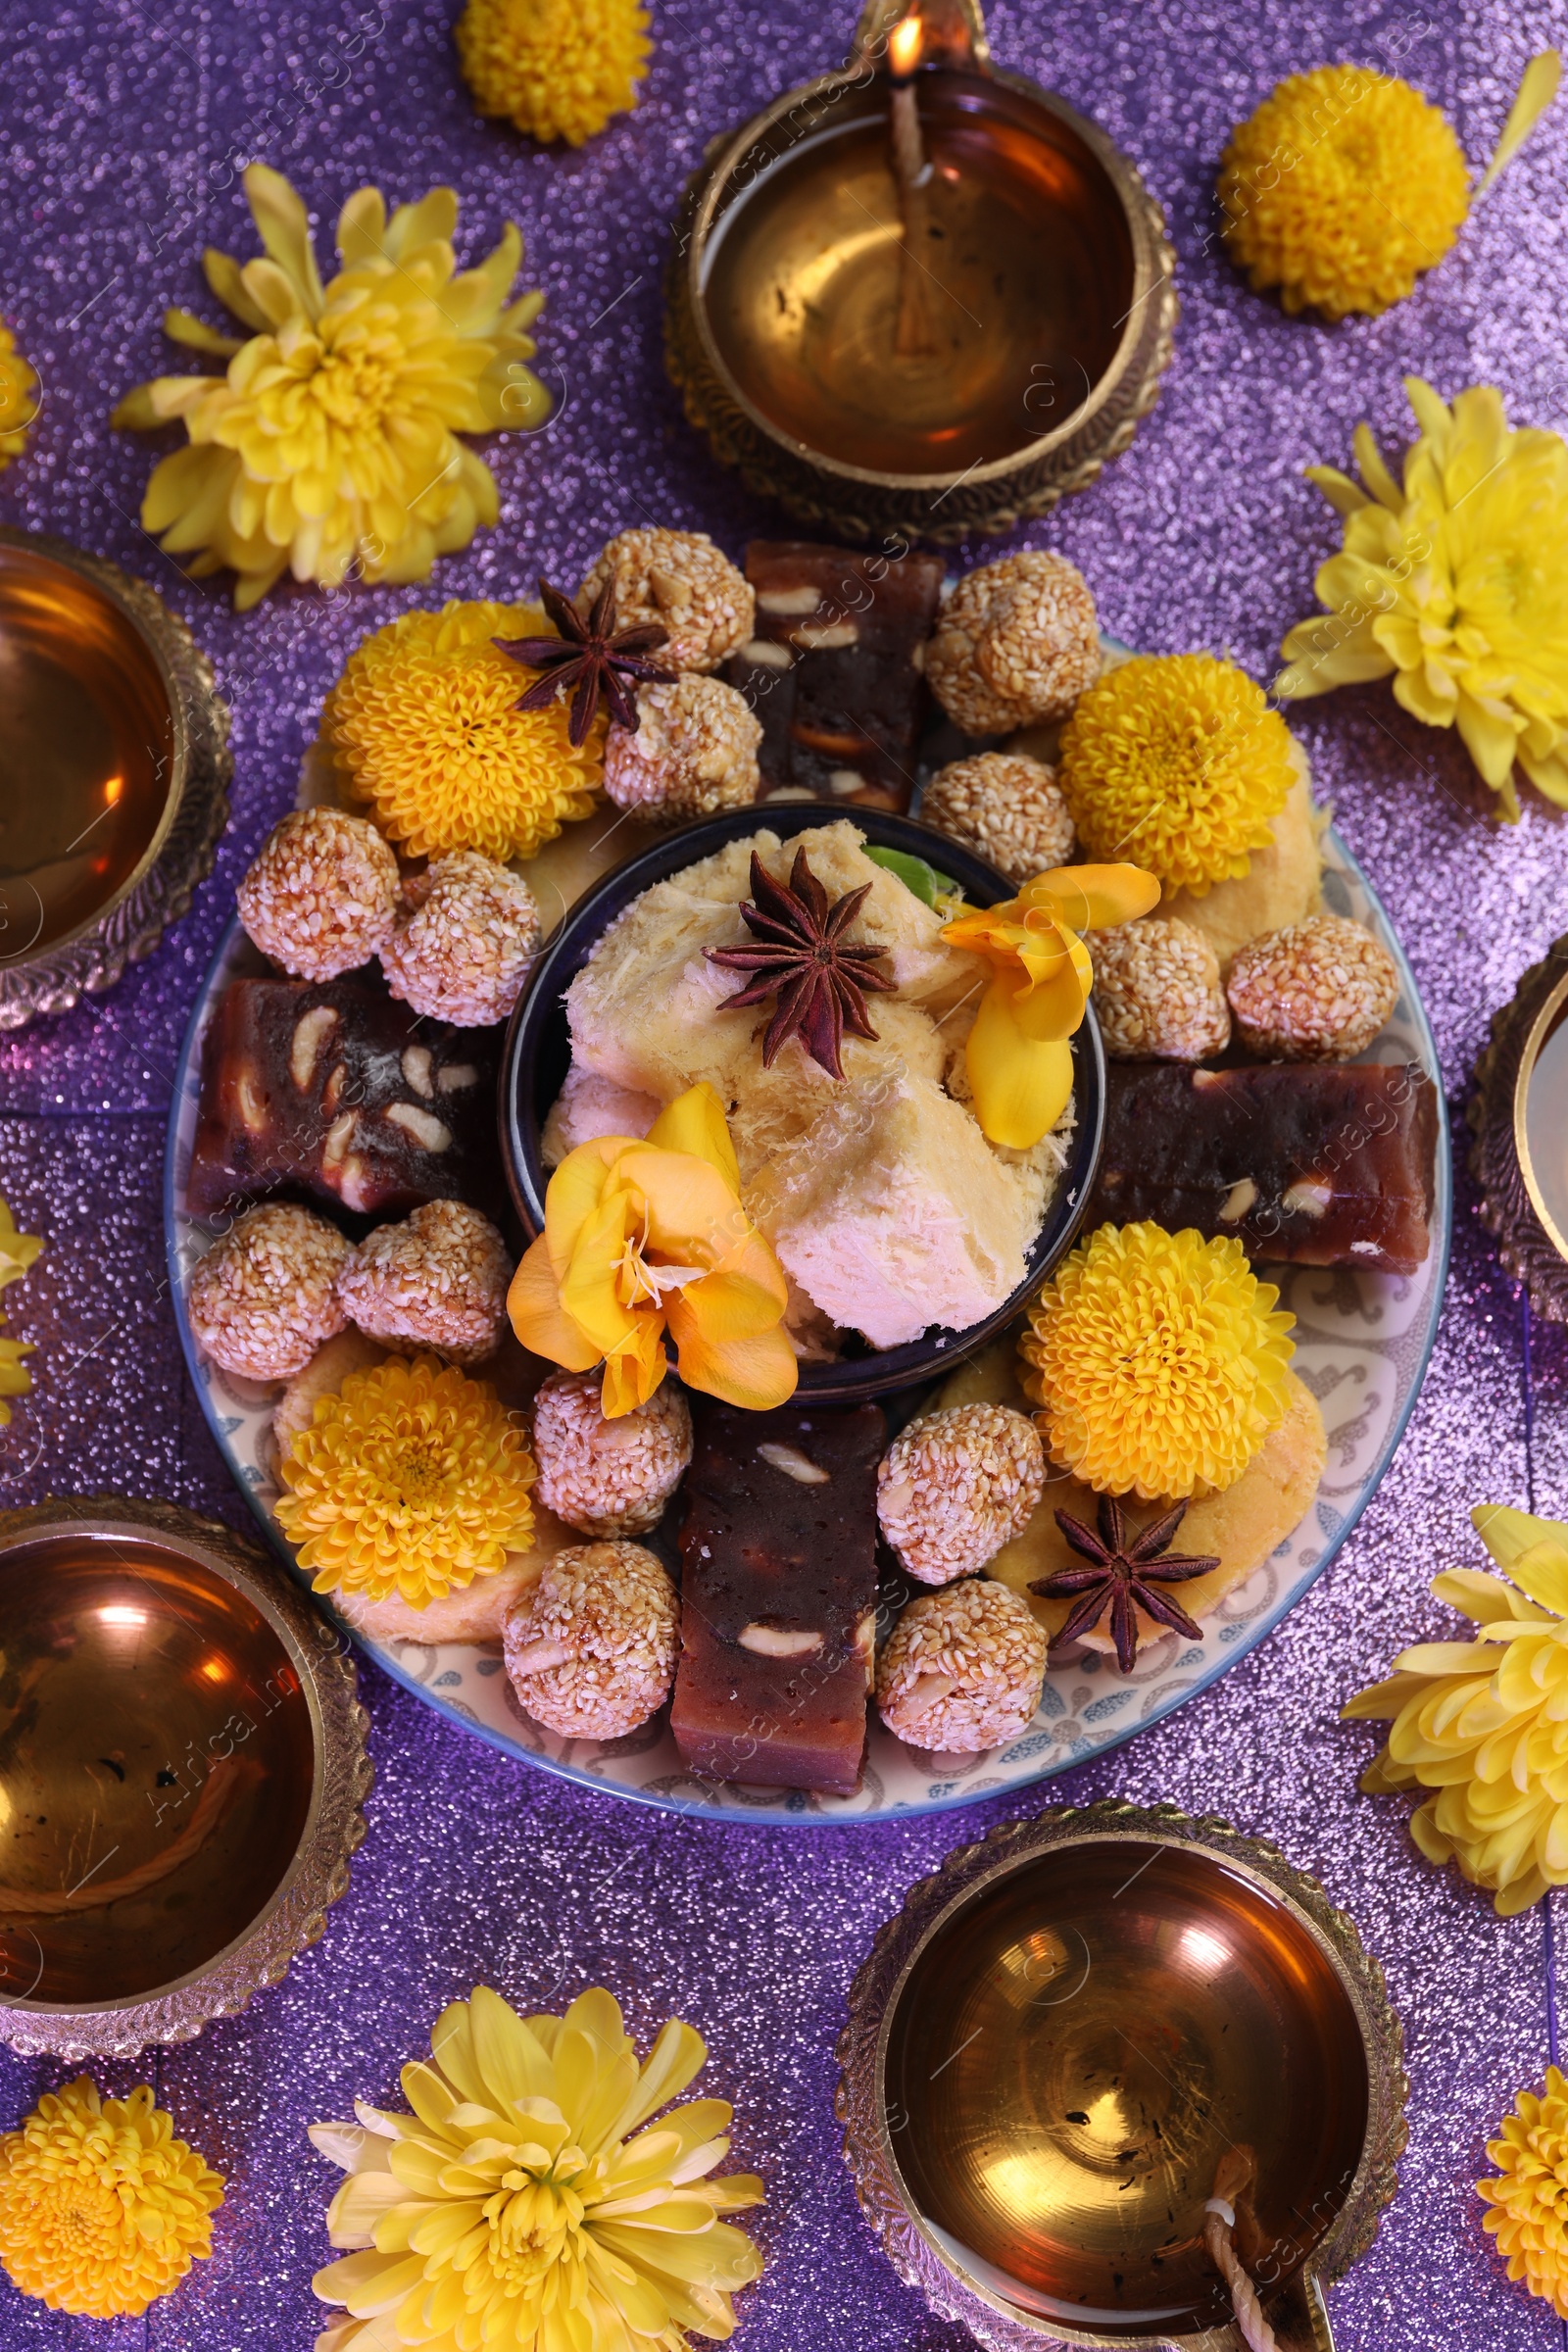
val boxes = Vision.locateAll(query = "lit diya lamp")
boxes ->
[0,526,230,1029]
[665,0,1176,544]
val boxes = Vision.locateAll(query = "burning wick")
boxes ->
[888,14,937,357]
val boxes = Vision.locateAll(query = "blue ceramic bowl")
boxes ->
[499,803,1104,1402]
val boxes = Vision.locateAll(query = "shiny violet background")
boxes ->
[1,0,1567,2344]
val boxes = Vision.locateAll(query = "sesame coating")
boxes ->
[531,1371,693,1537]
[580,528,755,673]
[1091,917,1233,1061]
[925,553,1101,736]
[381,851,541,1027]
[1226,913,1398,1061]
[877,1404,1045,1585]
[188,1202,350,1382]
[919,753,1077,886]
[236,808,400,982]
[338,1200,512,1363]
[504,1540,679,1738]
[875,1578,1047,1752]
[602,675,762,822]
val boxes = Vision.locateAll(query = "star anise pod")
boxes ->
[495,578,675,747]
[1029,1495,1219,1675]
[704,849,897,1080]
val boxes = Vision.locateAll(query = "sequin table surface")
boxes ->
[2,0,1567,2343]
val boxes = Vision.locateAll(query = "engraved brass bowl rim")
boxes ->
[1468,932,1568,1324]
[664,0,1178,542]
[0,525,232,1030]
[0,1494,371,2059]
[836,1800,1408,2351]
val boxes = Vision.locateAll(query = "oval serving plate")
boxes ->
[166,826,1449,1824]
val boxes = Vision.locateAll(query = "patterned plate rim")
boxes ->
[163,829,1450,1826]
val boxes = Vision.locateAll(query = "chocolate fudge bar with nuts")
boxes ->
[670,1399,883,1795]
[187,977,500,1220]
[1085,1060,1439,1274]
[724,541,945,812]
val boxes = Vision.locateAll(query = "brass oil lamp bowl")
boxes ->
[0,526,231,1029]
[838,1803,1407,2351]
[1471,933,1568,1322]
[665,0,1177,543]
[0,1497,370,2058]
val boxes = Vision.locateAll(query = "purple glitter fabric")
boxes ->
[2,0,1568,2344]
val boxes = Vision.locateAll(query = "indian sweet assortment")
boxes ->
[179,531,1438,1798]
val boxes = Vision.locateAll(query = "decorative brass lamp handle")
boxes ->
[853,0,992,70]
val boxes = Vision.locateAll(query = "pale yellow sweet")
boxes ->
[937,1341,1326,1652]
[333,1509,579,1644]
[1158,754,1324,975]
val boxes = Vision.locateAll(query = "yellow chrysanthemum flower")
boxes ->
[1479,2066,1568,2317]
[310,1983,763,2352]
[0,319,39,466]
[324,600,602,861]
[1344,1504,1568,1914]
[1218,53,1559,322]
[1018,1222,1296,1501]
[457,0,651,146]
[0,2079,222,2319]
[112,164,552,611]
[1056,654,1297,897]
[941,863,1159,1149]
[0,1195,42,1425]
[511,1083,798,1419]
[275,1352,537,1607]
[1278,379,1568,820]
[1218,68,1469,320]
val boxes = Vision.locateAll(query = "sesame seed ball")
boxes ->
[876,1579,1048,1752]
[580,528,756,674]
[1226,913,1398,1061]
[532,1371,693,1538]
[920,752,1076,886]
[381,851,540,1027]
[237,808,400,981]
[926,553,1101,737]
[504,1541,679,1739]
[188,1202,351,1382]
[338,1200,512,1363]
[1091,917,1233,1061]
[878,1404,1045,1584]
[603,676,762,823]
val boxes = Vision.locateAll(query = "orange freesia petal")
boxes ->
[1023,863,1163,932]
[508,1234,602,1371]
[666,1295,799,1411]
[601,1318,668,1418]
[542,1135,630,1282]
[647,1082,741,1195]
[1009,927,1092,1041]
[964,976,1075,1149]
[561,1184,656,1359]
[618,1146,752,1272]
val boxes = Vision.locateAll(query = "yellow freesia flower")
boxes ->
[112,164,551,610]
[310,1984,763,2352]
[1344,1504,1568,1913]
[509,1083,798,1418]
[942,865,1160,1149]
[1278,379,1568,820]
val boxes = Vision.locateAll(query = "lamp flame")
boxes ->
[889,15,923,78]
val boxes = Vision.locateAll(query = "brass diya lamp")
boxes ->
[0,1496,370,2058]
[1471,933,1568,1322]
[838,1802,1407,2351]
[0,526,231,1029]
[665,0,1177,544]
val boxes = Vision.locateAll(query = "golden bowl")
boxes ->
[665,0,1177,543]
[0,1496,370,2058]
[0,526,231,1029]
[1470,934,1568,1322]
[837,1802,1407,2350]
